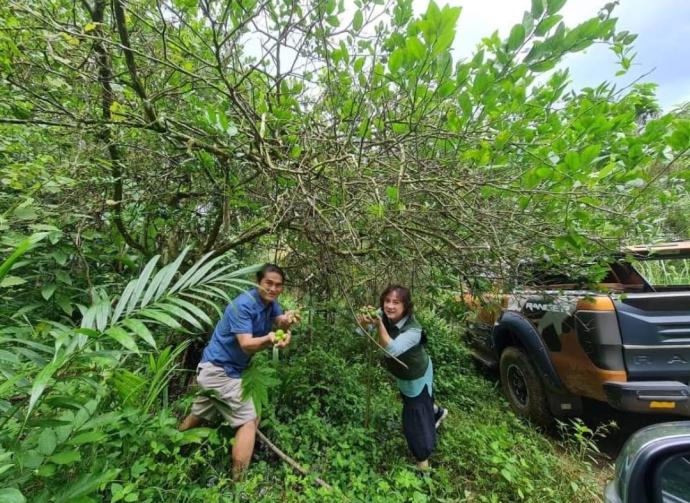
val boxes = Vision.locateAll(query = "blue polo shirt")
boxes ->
[200,288,283,378]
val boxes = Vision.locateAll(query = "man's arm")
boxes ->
[237,332,276,354]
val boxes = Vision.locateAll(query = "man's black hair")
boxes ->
[257,263,285,282]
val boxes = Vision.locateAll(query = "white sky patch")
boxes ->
[412,0,690,111]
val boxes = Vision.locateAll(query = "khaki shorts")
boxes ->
[190,362,257,427]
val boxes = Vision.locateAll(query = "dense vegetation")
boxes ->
[1,0,689,501]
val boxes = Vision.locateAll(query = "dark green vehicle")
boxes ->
[606,421,690,503]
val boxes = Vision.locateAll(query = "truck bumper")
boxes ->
[603,381,690,416]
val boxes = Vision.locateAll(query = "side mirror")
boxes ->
[655,452,690,503]
[606,422,690,503]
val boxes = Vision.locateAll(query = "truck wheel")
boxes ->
[499,347,552,426]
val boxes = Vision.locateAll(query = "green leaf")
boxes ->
[122,318,156,349]
[166,297,212,326]
[67,431,107,445]
[126,255,160,316]
[507,24,526,51]
[156,302,203,330]
[0,488,26,503]
[41,283,57,300]
[49,450,81,465]
[112,280,137,325]
[28,353,65,418]
[458,93,472,116]
[535,14,562,36]
[388,48,405,73]
[150,248,189,305]
[106,326,140,354]
[53,468,120,503]
[352,9,363,31]
[432,25,455,56]
[406,37,426,60]
[564,151,581,170]
[37,428,58,456]
[0,276,26,288]
[531,0,545,18]
[546,0,567,14]
[138,309,182,330]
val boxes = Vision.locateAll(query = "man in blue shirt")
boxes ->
[179,263,299,478]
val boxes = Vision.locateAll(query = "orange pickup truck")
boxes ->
[462,242,690,425]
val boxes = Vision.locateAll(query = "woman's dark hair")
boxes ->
[257,263,285,283]
[379,285,413,317]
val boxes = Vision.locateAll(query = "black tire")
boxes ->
[499,346,552,427]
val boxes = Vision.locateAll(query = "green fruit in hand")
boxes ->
[358,306,379,318]
[275,329,285,341]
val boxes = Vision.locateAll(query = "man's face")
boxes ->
[258,271,284,304]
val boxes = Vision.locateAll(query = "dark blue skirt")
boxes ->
[401,385,436,461]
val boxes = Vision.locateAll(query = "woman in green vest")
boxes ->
[359,285,448,469]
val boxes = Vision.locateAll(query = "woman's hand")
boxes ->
[357,305,380,326]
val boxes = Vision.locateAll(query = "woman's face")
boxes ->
[383,291,405,323]
[257,271,284,304]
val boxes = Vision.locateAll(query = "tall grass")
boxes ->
[633,258,690,286]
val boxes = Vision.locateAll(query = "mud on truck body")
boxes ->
[463,242,690,425]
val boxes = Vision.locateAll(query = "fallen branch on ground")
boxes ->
[256,429,333,491]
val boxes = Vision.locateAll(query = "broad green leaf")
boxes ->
[0,276,26,288]
[432,26,455,56]
[507,24,526,51]
[111,279,137,325]
[53,468,120,503]
[535,15,562,36]
[0,488,25,503]
[531,0,545,18]
[139,309,182,330]
[352,9,363,31]
[458,93,472,116]
[94,294,111,332]
[126,255,160,316]
[157,302,203,330]
[37,428,58,456]
[28,353,65,418]
[546,0,567,15]
[169,251,215,293]
[406,37,426,60]
[326,15,339,27]
[150,247,189,304]
[41,283,57,300]
[388,48,405,73]
[67,431,107,445]
[122,318,156,349]
[167,297,212,326]
[106,326,140,354]
[49,450,81,465]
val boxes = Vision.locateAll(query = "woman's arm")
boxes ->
[376,317,393,348]
[384,326,422,357]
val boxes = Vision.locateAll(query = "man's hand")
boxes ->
[285,310,301,325]
[274,330,291,349]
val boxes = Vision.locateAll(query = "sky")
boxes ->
[416,0,690,111]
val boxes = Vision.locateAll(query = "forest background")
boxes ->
[1,0,689,501]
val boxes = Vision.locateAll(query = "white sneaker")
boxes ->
[434,407,448,429]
